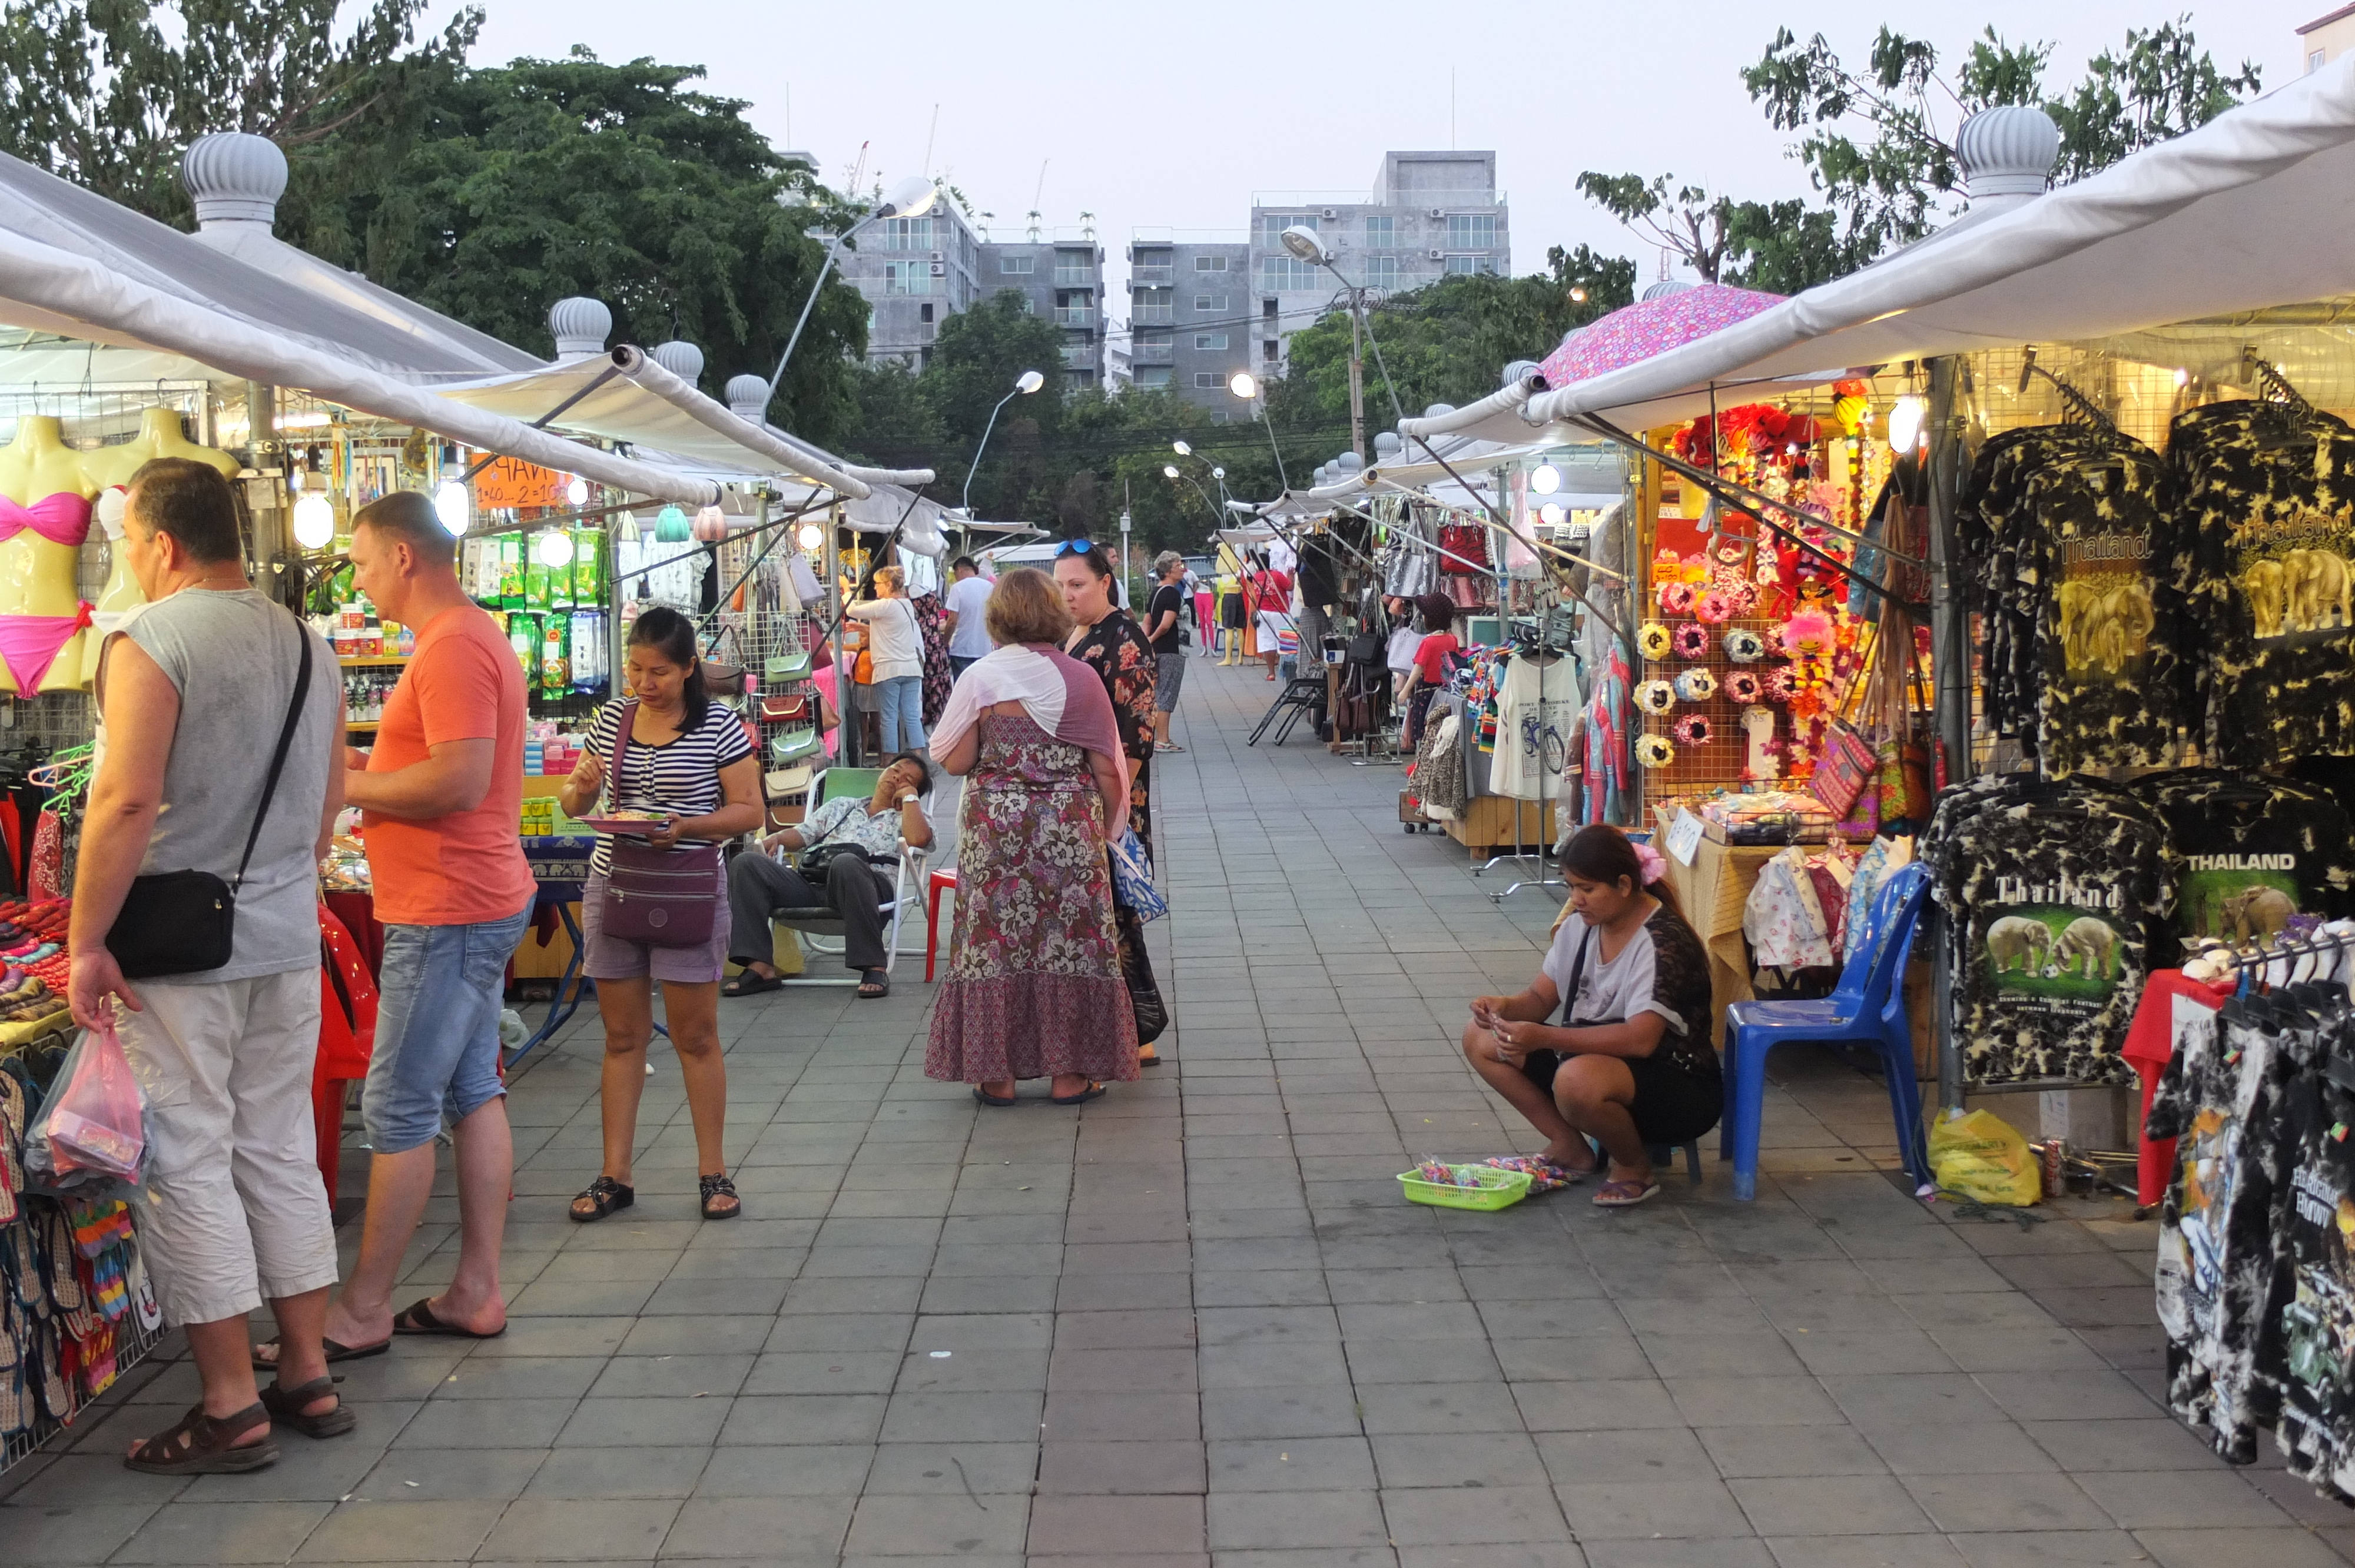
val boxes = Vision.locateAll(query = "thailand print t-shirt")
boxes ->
[2130,769,2355,946]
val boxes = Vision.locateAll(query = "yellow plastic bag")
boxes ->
[1929,1109,2041,1207]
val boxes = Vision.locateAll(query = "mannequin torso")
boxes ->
[79,411,241,685]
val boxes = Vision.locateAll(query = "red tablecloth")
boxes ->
[2122,969,2231,1207]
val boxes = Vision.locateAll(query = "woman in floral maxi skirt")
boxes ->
[926,568,1139,1104]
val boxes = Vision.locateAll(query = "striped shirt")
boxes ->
[583,699,755,875]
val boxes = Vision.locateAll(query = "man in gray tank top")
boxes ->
[68,459,349,1475]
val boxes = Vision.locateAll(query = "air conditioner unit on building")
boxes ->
[930,250,943,261]
[1428,250,1445,260]
[1321,207,1336,220]
[929,262,946,276]
[1429,208,1445,219]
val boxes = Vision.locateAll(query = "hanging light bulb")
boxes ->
[566,476,589,506]
[1538,503,1566,527]
[797,521,825,550]
[1886,396,1927,452]
[537,529,575,567]
[433,479,469,536]
[291,493,336,549]
[1530,464,1561,496]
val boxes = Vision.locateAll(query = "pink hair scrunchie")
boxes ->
[1633,841,1670,882]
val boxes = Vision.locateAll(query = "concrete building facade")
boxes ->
[976,232,1106,391]
[1123,232,1251,409]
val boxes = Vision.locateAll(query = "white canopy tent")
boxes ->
[1520,53,2355,430]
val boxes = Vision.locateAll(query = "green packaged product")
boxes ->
[497,536,523,609]
[571,530,603,604]
[524,552,550,612]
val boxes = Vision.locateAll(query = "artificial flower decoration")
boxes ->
[1723,669,1764,705]
[1672,623,1711,660]
[1722,628,1766,663]
[1724,582,1759,617]
[1634,679,1677,715]
[1638,622,1673,661]
[1671,715,1712,747]
[1674,668,1718,703]
[1657,581,1696,616]
[1694,590,1733,624]
[1780,609,1836,660]
[1634,733,1676,769]
[1762,665,1799,703]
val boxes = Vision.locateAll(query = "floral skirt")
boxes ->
[926,720,1139,1085]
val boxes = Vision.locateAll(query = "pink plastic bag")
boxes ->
[33,1015,148,1182]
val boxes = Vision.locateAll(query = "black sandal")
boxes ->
[856,969,890,999]
[722,971,783,997]
[699,1172,742,1220]
[260,1376,355,1439]
[124,1401,278,1475]
[569,1175,634,1223]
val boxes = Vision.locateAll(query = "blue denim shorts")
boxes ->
[363,907,532,1154]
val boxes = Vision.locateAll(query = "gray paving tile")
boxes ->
[1727,1474,1933,1535]
[479,1497,682,1562]
[110,1500,336,1564]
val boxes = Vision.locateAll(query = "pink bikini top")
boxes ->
[0,493,92,549]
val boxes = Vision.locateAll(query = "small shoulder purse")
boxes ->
[598,702,724,948]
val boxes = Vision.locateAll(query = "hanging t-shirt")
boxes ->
[1488,652,1581,800]
[2266,1055,2355,1495]
[2130,769,2355,946]
[1920,773,2172,1084]
[2177,399,2355,767]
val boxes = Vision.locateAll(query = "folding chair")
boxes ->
[1248,675,1328,746]
[764,767,928,988]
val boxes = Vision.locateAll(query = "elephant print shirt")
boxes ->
[1919,773,2172,1084]
[2127,768,2355,945]
[2256,1060,2355,1494]
[2028,444,2188,773]
[2175,400,2355,767]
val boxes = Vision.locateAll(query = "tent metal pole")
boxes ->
[1925,354,1970,1115]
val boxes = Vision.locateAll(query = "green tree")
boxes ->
[0,0,477,226]
[322,48,871,444]
[917,290,1069,519]
[1583,16,2262,294]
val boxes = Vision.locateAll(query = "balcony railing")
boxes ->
[1130,341,1173,363]
[1131,264,1173,284]
[1054,305,1094,327]
[1133,304,1173,324]
[1060,344,1097,370]
[1054,268,1095,287]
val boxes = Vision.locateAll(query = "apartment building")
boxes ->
[977,232,1106,390]
[1248,151,1507,376]
[831,202,985,370]
[1123,232,1251,409]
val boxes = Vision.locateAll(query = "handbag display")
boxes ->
[765,650,813,681]
[770,727,822,763]
[759,694,810,723]
[597,700,722,948]
[105,622,313,980]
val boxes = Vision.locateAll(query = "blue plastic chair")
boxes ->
[1719,861,1932,1201]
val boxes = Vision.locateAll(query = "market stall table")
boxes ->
[1657,835,1782,1028]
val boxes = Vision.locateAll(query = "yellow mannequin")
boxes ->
[0,417,99,693]
[79,410,241,685]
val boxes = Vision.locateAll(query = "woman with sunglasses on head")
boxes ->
[1053,539,1167,1064]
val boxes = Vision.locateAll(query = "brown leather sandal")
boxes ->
[260,1376,356,1439]
[124,1401,278,1474]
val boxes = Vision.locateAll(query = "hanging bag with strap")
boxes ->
[598,700,723,947]
[105,618,315,979]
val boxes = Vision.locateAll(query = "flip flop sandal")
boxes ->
[124,1401,278,1475]
[1051,1082,1107,1106]
[393,1298,506,1340]
[699,1173,742,1220]
[569,1175,634,1224]
[1137,1045,1161,1066]
[250,1333,389,1371]
[1592,1178,1661,1208]
[1482,1155,1592,1194]
[261,1375,356,1439]
[856,969,891,999]
[721,971,783,998]
[972,1087,1016,1107]
[1159,742,1186,752]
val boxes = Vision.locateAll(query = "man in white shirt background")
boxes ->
[943,556,994,677]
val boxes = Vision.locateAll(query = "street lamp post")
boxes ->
[1162,463,1218,518]
[1227,372,1289,493]
[1172,440,1230,509]
[1281,224,1404,464]
[765,175,941,401]
[963,370,1047,514]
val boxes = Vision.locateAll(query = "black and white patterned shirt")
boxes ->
[583,700,755,876]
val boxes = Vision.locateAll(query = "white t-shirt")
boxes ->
[1490,652,1582,800]
[850,597,923,680]
[1541,918,1681,1035]
[945,574,993,658]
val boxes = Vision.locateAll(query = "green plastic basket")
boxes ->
[1396,1164,1531,1211]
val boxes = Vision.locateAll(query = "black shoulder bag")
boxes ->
[105,623,314,979]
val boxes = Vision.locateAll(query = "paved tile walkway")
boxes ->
[5,656,2355,1565]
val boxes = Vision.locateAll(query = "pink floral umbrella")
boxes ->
[1538,284,1785,389]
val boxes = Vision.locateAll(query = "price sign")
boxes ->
[1666,807,1705,867]
[470,456,569,510]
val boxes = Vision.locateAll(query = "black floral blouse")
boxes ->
[1067,608,1158,853]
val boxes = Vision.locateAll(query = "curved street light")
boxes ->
[1227,372,1289,493]
[1162,463,1218,518]
[1279,224,1405,461]
[765,174,942,401]
[964,370,1047,513]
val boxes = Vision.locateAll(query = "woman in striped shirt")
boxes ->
[559,607,761,1222]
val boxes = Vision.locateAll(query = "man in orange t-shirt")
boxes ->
[290,491,534,1365]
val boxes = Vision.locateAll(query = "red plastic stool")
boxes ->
[926,869,959,981]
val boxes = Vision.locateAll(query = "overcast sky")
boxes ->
[475,1,2310,315]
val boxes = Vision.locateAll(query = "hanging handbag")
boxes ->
[760,694,810,723]
[105,622,314,980]
[1107,828,1167,922]
[1119,917,1168,1047]
[598,701,722,948]
[770,727,822,763]
[765,650,813,681]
